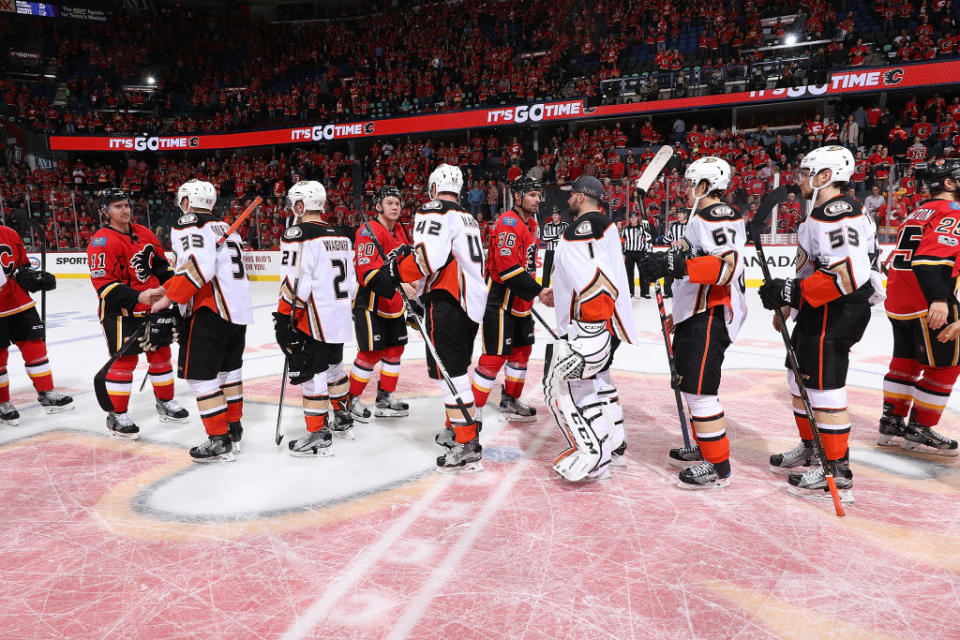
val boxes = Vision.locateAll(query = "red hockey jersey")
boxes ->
[354,218,411,317]
[87,223,173,321]
[0,225,38,317]
[485,208,540,316]
[886,198,960,318]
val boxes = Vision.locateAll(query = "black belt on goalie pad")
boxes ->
[789,298,871,391]
[177,308,246,381]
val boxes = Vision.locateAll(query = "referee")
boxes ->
[663,208,688,298]
[540,210,566,287]
[621,213,652,298]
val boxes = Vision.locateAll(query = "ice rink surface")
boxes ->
[1,278,959,639]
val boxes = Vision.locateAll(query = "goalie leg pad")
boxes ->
[546,372,612,481]
[595,370,624,451]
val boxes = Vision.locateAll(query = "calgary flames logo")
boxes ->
[130,245,157,283]
[0,244,14,276]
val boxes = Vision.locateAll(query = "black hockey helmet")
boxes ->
[511,176,543,198]
[98,188,130,215]
[922,159,960,193]
[375,186,403,205]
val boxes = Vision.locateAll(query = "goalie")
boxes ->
[541,176,636,482]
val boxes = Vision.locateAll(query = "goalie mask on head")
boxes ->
[799,145,854,208]
[921,158,960,193]
[685,156,730,214]
[176,179,217,213]
[428,163,463,199]
[98,188,130,217]
[286,180,327,217]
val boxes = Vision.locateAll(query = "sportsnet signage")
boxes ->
[48,60,960,153]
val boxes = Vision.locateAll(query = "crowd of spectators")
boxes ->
[2,0,959,137]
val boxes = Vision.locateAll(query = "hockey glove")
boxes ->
[758,277,801,310]
[405,297,425,329]
[640,250,687,281]
[273,311,307,357]
[366,256,402,297]
[139,310,179,352]
[13,267,56,293]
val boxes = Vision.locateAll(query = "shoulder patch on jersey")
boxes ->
[502,216,517,226]
[421,200,443,210]
[575,220,593,235]
[284,226,303,240]
[177,213,198,226]
[951,202,960,210]
[939,235,959,247]
[823,200,854,217]
[91,236,106,247]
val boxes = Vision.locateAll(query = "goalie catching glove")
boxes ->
[640,249,689,281]
[139,309,182,352]
[550,321,612,381]
[14,266,56,293]
[758,277,802,310]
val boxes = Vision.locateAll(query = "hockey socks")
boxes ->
[350,349,383,398]
[147,347,174,402]
[0,348,9,403]
[378,345,404,393]
[910,365,960,428]
[106,354,138,413]
[503,345,532,399]
[882,356,922,418]
[18,340,53,394]
[472,355,506,409]
[189,378,228,436]
[219,368,243,423]
[442,374,478,443]
[691,415,729,467]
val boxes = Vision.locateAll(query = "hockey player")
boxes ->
[88,188,187,438]
[879,158,960,456]
[376,163,487,471]
[274,180,356,455]
[0,224,72,424]
[150,180,252,462]
[541,175,637,481]
[759,146,876,503]
[349,186,411,422]
[641,157,747,489]
[472,176,552,422]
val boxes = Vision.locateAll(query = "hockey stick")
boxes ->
[93,328,147,412]
[635,146,692,448]
[360,216,475,425]
[750,187,846,517]
[531,308,559,340]
[40,212,47,327]
[217,196,261,248]
[275,233,306,447]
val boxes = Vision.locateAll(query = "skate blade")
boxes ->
[676,477,731,490]
[351,414,372,424]
[374,408,409,418]
[787,486,855,504]
[768,464,816,476]
[877,435,903,446]
[610,455,627,468]
[436,460,484,474]
[107,430,140,441]
[231,442,242,454]
[1,418,20,427]
[668,457,701,469]
[43,403,75,414]
[899,442,959,457]
[157,414,190,424]
[331,428,355,440]
[191,452,237,463]
[288,446,333,457]
[503,412,537,423]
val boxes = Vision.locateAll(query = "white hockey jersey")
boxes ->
[794,194,876,307]
[671,201,748,340]
[166,212,253,325]
[551,210,637,343]
[278,221,356,344]
[397,198,487,323]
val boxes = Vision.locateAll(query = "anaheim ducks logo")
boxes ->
[130,244,158,283]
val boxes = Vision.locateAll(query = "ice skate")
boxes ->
[106,412,139,440]
[787,462,854,504]
[877,413,906,446]
[769,440,818,475]
[228,421,243,453]
[374,388,409,418]
[436,437,483,473]
[0,401,20,426]
[900,422,959,457]
[38,390,74,414]
[668,444,702,468]
[190,434,236,463]
[677,459,730,489]
[350,396,372,423]
[330,406,355,440]
[498,386,536,422]
[156,398,189,423]
[288,428,333,457]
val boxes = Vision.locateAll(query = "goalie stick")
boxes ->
[634,145,692,448]
[750,187,846,517]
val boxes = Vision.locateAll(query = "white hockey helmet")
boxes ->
[428,163,463,197]
[799,145,855,184]
[684,156,731,193]
[286,180,327,212]
[176,179,217,212]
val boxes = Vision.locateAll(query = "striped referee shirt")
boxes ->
[667,220,687,244]
[541,220,567,250]
[621,222,652,253]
